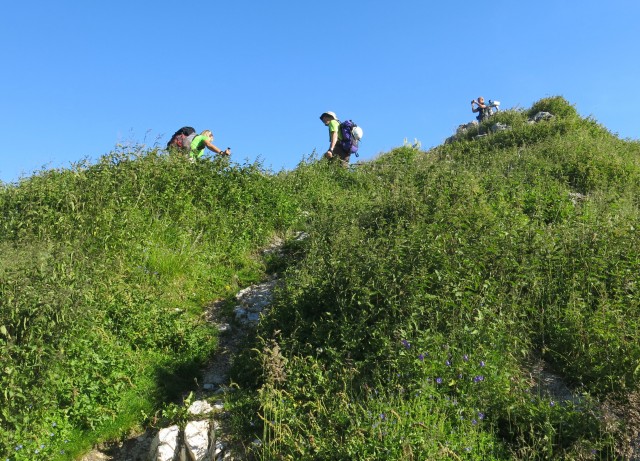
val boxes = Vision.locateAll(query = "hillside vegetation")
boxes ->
[1,97,640,460]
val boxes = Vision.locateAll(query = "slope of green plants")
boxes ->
[2,96,640,460]
[0,150,301,459]
[232,97,640,460]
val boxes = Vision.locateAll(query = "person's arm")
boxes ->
[204,139,231,155]
[471,102,486,113]
[326,130,338,158]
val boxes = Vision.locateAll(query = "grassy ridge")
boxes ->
[235,97,640,459]
[1,97,640,460]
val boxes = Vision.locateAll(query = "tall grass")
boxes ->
[231,97,640,459]
[0,149,300,459]
[2,97,640,460]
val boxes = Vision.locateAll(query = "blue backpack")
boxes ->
[339,120,361,157]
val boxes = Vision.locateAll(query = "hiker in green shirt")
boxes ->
[190,130,231,161]
[319,111,350,166]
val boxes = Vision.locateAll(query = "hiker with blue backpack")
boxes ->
[189,130,231,162]
[319,111,363,166]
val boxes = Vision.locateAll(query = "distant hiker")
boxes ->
[167,126,196,152]
[189,130,231,162]
[319,111,350,166]
[471,97,489,122]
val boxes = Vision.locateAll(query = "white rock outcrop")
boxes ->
[148,425,180,461]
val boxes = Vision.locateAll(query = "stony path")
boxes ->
[81,273,280,461]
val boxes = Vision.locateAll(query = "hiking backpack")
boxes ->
[167,126,196,150]
[338,120,363,157]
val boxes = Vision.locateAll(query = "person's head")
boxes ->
[319,111,337,125]
[477,97,484,104]
[200,130,213,140]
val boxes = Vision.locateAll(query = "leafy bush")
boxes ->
[527,95,579,119]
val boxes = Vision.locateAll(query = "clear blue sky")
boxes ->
[1,1,638,184]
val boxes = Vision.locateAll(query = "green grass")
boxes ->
[2,96,640,460]
[0,150,300,459]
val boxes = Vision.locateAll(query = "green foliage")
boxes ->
[232,98,640,458]
[527,96,579,119]
[2,96,640,459]
[0,150,300,459]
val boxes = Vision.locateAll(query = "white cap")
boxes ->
[320,111,337,121]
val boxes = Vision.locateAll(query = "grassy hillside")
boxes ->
[236,97,640,460]
[0,151,302,459]
[1,97,639,460]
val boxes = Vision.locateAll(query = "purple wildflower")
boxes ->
[436,377,443,384]
[479,360,486,367]
[463,354,469,362]
[401,339,411,349]
[445,360,451,366]
[418,353,425,361]
[473,375,484,383]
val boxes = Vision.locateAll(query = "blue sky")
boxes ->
[1,1,638,183]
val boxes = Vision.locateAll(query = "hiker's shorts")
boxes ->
[331,143,350,166]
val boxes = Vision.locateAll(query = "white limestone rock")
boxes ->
[184,420,214,461]
[188,400,214,416]
[148,425,180,461]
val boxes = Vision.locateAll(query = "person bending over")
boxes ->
[189,130,231,162]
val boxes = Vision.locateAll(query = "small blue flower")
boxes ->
[473,375,484,383]
[401,339,411,349]
[463,354,469,362]
[550,400,556,407]
[445,360,451,366]
[436,377,443,384]
[479,360,486,367]
[418,353,425,361]
[472,419,478,425]
[478,412,485,420]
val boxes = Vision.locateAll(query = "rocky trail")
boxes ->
[81,238,288,461]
